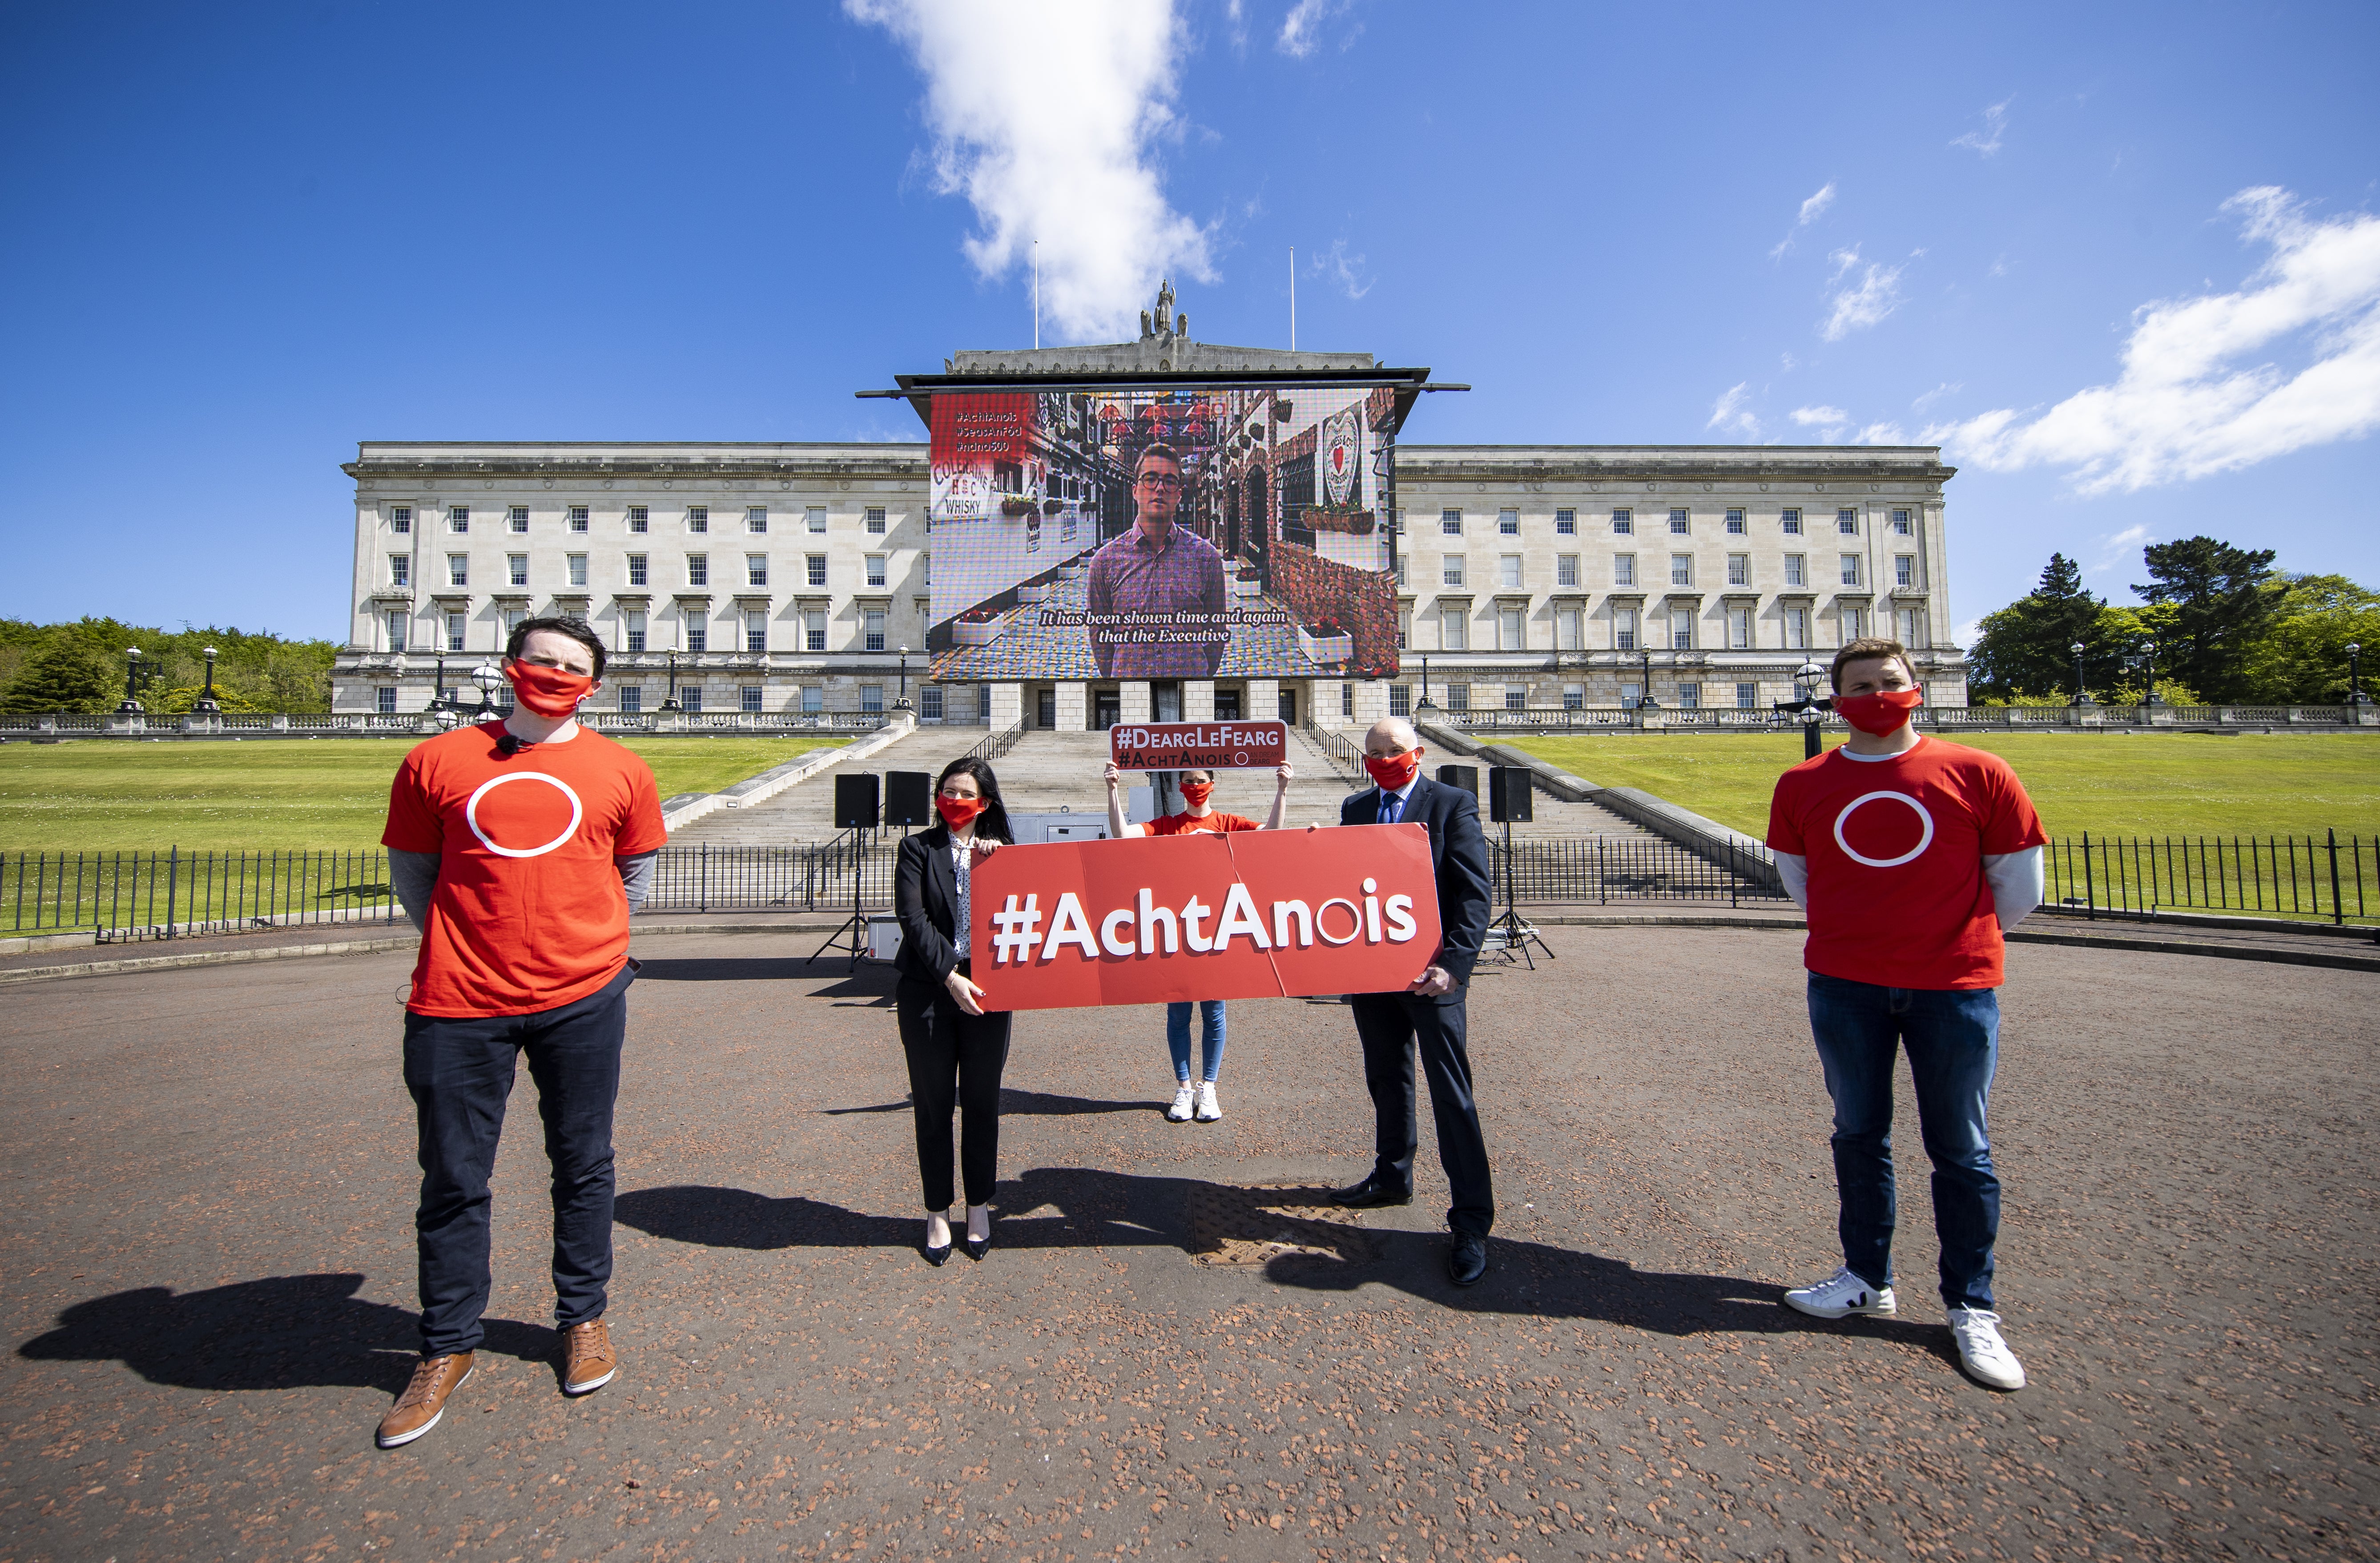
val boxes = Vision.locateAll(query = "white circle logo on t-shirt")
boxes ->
[1832,790,1936,868]
[464,771,585,858]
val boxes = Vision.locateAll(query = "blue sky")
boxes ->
[3,0,2375,643]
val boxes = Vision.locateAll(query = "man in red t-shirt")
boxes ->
[1103,758,1292,1122]
[372,617,667,1449]
[1766,637,2047,1392]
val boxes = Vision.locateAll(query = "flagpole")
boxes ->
[1289,246,1296,350]
[1032,241,1039,349]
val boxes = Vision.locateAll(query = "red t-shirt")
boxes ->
[383,721,669,1018]
[1141,810,1261,836]
[1766,736,2047,990]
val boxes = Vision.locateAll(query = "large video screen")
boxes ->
[926,384,1401,683]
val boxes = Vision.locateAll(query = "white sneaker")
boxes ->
[1194,1081,1221,1122]
[1949,1308,2026,1390]
[1166,1083,1195,1122]
[1782,1266,1897,1320]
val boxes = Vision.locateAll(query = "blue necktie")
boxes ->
[1380,790,1401,826]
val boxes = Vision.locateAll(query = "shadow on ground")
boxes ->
[820,1089,1161,1118]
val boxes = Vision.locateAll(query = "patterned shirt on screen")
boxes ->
[1084,525,1228,679]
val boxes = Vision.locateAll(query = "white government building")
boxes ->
[333,317,1964,727]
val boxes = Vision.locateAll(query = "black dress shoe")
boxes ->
[1448,1232,1488,1288]
[1330,1177,1413,1209]
[963,1234,991,1262]
[923,1221,951,1266]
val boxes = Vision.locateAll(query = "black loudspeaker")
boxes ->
[1488,766,1534,823]
[834,772,880,830]
[1435,764,1478,800]
[884,770,934,828]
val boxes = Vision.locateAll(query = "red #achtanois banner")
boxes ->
[969,824,1441,1012]
[1110,719,1288,771]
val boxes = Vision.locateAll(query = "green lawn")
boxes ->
[1502,731,2380,840]
[0,734,844,852]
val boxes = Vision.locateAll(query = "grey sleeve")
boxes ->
[617,850,659,913]
[1983,845,2046,932]
[390,849,439,932]
[1773,850,1809,911]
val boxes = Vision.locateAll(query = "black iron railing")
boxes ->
[2049,831,2376,926]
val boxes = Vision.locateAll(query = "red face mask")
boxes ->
[505,659,595,718]
[937,794,986,828]
[1363,747,1422,791]
[1833,687,1923,736]
[1178,779,1214,806]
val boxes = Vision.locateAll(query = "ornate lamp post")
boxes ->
[2124,641,2161,706]
[1774,657,1830,759]
[118,647,147,715]
[194,647,222,715]
[894,645,913,711]
[470,661,504,717]
[1415,653,1437,712]
[2069,641,2094,707]
[2350,642,2368,706]
[1634,647,1657,727]
[660,650,683,712]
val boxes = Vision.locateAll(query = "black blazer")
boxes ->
[893,826,971,985]
[1340,776,1494,988]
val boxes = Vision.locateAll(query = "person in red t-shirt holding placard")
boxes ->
[1767,637,2048,1392]
[1104,758,1293,1123]
[371,617,667,1449]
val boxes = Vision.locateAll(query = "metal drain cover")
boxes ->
[1184,1184,1376,1266]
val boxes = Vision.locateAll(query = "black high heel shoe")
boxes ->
[963,1211,991,1262]
[923,1219,952,1267]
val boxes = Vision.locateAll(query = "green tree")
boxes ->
[2239,573,2380,703]
[2132,537,2280,703]
[0,641,119,713]
[1968,553,2103,699]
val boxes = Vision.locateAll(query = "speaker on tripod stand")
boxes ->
[808,774,883,971]
[883,771,933,830]
[1485,766,1554,968]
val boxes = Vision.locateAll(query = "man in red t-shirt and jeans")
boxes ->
[373,617,667,1448]
[1767,638,2047,1391]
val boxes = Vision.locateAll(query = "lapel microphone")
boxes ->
[496,734,534,758]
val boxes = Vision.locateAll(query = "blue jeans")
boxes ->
[1806,974,2002,1311]
[1166,1000,1226,1084]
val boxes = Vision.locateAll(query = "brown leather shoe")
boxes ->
[561,1320,616,1395]
[376,1352,474,1448]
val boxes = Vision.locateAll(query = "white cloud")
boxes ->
[1953,618,1985,648]
[1826,245,1860,284]
[1707,382,1761,437]
[1278,0,1359,57]
[1951,97,2011,156]
[1821,260,1906,340]
[1923,187,2380,494]
[1792,405,1849,426]
[1769,180,1837,258]
[1223,0,1247,50]
[846,0,1212,342]
[1308,237,1371,300]
[1912,381,1962,411]
[1854,422,1909,445]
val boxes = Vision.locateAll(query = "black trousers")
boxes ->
[897,963,1013,1210]
[401,962,632,1356]
[1351,990,1495,1238]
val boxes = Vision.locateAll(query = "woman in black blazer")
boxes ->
[891,756,1015,1264]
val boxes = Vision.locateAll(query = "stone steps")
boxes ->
[662,725,993,845]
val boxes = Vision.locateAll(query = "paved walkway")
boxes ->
[3,926,2373,1561]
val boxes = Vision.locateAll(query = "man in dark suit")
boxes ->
[1330,715,1498,1285]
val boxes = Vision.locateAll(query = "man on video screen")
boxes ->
[1085,443,1228,679]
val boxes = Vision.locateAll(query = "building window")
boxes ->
[1614,607,1638,651]
[1611,509,1633,535]
[1736,682,1758,710]
[1838,508,1859,534]
[1556,554,1579,587]
[805,609,826,651]
[1396,607,1411,649]
[864,609,886,651]
[628,505,648,534]
[384,611,408,652]
[1505,687,1526,711]
[746,554,768,588]
[806,506,827,534]
[1499,606,1523,651]
[1393,554,1408,587]
[1621,682,1642,710]
[1842,605,1866,641]
[501,506,525,534]
[1678,682,1701,710]
[687,554,708,587]
[1440,508,1462,535]
[806,554,827,587]
[1728,606,1752,649]
[1500,554,1522,589]
[1727,554,1750,587]
[1670,609,1693,650]
[1668,508,1689,535]
[1785,607,1809,649]
[866,506,887,534]
[567,553,588,587]
[744,610,767,652]
[1447,683,1470,713]
[1557,606,1581,651]
[801,684,823,714]
[1388,684,1411,716]
[568,506,589,534]
[509,554,529,587]
[445,612,466,652]
[687,506,709,533]
[1563,683,1584,710]
[860,683,885,714]
[1498,508,1519,535]
[446,554,468,587]
[1613,554,1635,587]
[865,554,887,588]
[740,684,763,712]
[921,553,931,586]
[746,506,768,534]
[448,506,471,534]
[388,554,411,588]
[376,685,399,713]
[1670,554,1693,587]
[1895,554,1916,588]
[681,687,702,713]
[625,610,647,653]
[1725,509,1746,535]
[1341,683,1355,718]
[1554,508,1576,535]
[618,685,643,714]
[626,554,648,587]
[685,616,708,652]
[1441,605,1467,651]
[1900,606,1927,647]
[1781,507,1802,536]
[1840,554,1861,587]
[1892,508,1913,535]
[390,505,412,534]
[1442,556,1464,588]
[501,606,526,639]
[922,684,945,720]
[1784,554,1806,587]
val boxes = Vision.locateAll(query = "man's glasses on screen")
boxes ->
[1136,474,1183,490]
